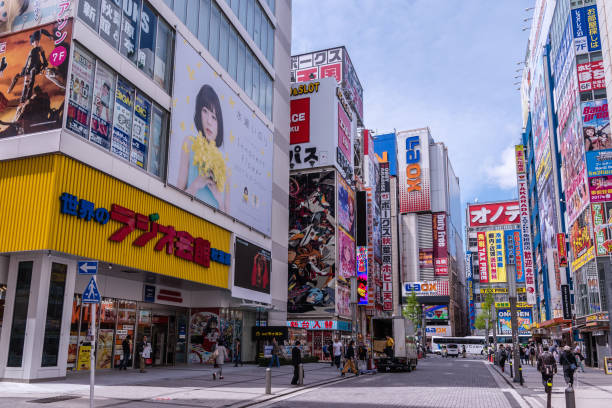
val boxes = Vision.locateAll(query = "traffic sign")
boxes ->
[78,260,98,275]
[82,277,101,303]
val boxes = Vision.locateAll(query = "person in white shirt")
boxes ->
[332,338,343,369]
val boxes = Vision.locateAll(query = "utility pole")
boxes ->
[506,230,521,383]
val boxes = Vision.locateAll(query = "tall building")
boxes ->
[0,0,291,381]
[520,0,611,367]
[391,128,466,343]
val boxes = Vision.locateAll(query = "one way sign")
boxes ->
[82,277,101,304]
[78,260,98,275]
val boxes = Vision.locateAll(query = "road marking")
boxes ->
[523,396,543,408]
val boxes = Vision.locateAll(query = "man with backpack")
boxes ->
[537,345,557,393]
[560,345,577,387]
[499,345,507,373]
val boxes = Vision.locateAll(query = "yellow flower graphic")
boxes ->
[190,134,227,192]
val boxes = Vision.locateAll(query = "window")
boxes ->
[245,50,253,99]
[120,0,141,64]
[149,106,168,177]
[7,261,33,367]
[247,0,254,38]
[78,0,101,31]
[259,66,266,113]
[131,92,152,169]
[266,71,273,119]
[41,263,68,367]
[219,14,230,70]
[90,61,116,149]
[209,4,221,60]
[138,2,158,78]
[594,88,607,100]
[186,0,200,34]
[111,77,136,161]
[239,0,247,25]
[173,0,187,23]
[229,27,238,80]
[67,47,96,140]
[198,0,211,49]
[237,39,246,89]
[252,59,260,107]
[155,18,174,91]
[253,3,261,50]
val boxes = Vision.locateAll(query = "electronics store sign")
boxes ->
[402,281,439,296]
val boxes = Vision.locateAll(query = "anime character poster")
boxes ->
[336,283,351,318]
[234,237,271,294]
[337,227,355,283]
[167,33,273,235]
[582,100,610,152]
[497,308,532,335]
[189,309,236,364]
[288,171,336,315]
[337,173,355,237]
[0,0,73,35]
[0,20,72,138]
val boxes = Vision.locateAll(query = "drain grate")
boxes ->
[27,395,80,404]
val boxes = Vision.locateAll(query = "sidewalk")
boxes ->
[490,359,612,408]
[0,363,356,407]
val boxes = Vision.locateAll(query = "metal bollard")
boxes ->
[509,361,513,378]
[565,386,576,408]
[265,368,271,394]
[546,381,553,408]
[519,366,524,386]
[298,363,304,385]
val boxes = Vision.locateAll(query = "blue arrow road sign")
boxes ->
[78,260,98,275]
[82,277,101,304]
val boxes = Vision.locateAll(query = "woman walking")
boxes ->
[211,340,229,380]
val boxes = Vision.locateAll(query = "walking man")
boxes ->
[574,345,585,373]
[499,345,507,373]
[537,345,557,393]
[560,345,577,387]
[341,340,358,377]
[268,337,281,368]
[119,335,131,370]
[137,335,149,373]
[333,338,343,369]
[233,339,242,367]
[291,340,302,385]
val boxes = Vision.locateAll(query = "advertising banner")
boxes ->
[477,231,489,282]
[288,171,335,315]
[337,174,355,237]
[532,67,551,174]
[591,202,612,256]
[380,162,392,310]
[167,34,273,235]
[373,132,398,176]
[466,251,475,330]
[419,249,433,269]
[89,62,115,149]
[433,212,448,276]
[0,0,73,35]
[468,201,520,227]
[516,146,537,304]
[486,231,507,283]
[233,237,271,295]
[424,305,449,321]
[583,100,610,152]
[67,47,94,138]
[189,309,240,363]
[586,149,612,178]
[337,227,355,283]
[504,230,516,266]
[497,308,533,336]
[110,77,134,161]
[566,166,590,226]
[577,61,605,91]
[588,174,612,202]
[513,230,525,283]
[356,246,368,305]
[336,284,350,318]
[557,233,568,268]
[571,5,601,55]
[570,208,594,268]
[397,129,430,213]
[538,176,560,257]
[0,20,72,138]
[402,281,449,297]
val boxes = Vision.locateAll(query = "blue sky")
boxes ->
[292,0,533,208]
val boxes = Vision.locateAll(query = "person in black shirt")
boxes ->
[560,345,578,387]
[341,340,358,377]
[119,335,131,370]
[291,340,302,385]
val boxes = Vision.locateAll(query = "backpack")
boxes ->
[542,352,555,375]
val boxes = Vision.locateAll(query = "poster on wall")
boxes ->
[337,227,355,284]
[497,308,532,336]
[0,0,73,35]
[0,20,72,138]
[538,176,560,256]
[419,249,433,269]
[288,171,335,315]
[356,246,368,305]
[424,305,449,321]
[130,92,150,169]
[336,284,350,318]
[571,5,601,55]
[583,100,610,152]
[591,202,612,256]
[167,34,273,235]
[111,77,134,161]
[89,62,115,149]
[570,208,594,265]
[189,309,239,364]
[337,174,355,237]
[433,213,448,276]
[233,237,271,295]
[67,47,94,138]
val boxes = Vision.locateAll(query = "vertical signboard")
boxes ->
[466,252,475,330]
[356,246,369,305]
[433,213,448,276]
[397,129,430,213]
[380,162,393,311]
[487,231,507,282]
[515,145,537,304]
[477,231,489,282]
[557,233,568,267]
[513,230,525,283]
[571,5,601,55]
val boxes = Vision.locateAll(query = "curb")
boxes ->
[487,362,521,390]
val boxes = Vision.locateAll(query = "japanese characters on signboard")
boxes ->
[289,77,354,180]
[466,251,475,330]
[504,230,516,266]
[557,68,579,132]
[373,132,398,176]
[336,283,350,318]
[570,208,594,267]
[397,129,430,213]
[591,202,612,256]
[513,230,525,283]
[468,201,520,228]
[356,246,368,305]
[433,213,448,276]
[486,231,507,283]
[341,49,364,124]
[477,232,489,282]
[419,249,433,269]
[531,67,551,174]
[571,5,601,55]
[557,233,568,268]
[337,227,355,284]
[516,145,537,304]
[497,308,532,336]
[288,171,335,315]
[167,34,273,235]
[566,167,590,225]
[233,237,271,297]
[380,162,393,311]
[583,99,611,151]
[577,61,605,92]
[337,174,355,237]
[0,0,73,35]
[0,19,72,138]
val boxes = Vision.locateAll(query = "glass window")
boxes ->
[111,77,136,161]
[198,0,211,49]
[247,0,254,38]
[97,298,116,369]
[237,39,246,89]
[267,20,274,63]
[209,4,221,60]
[90,61,116,150]
[149,105,168,178]
[252,61,260,107]
[239,0,247,27]
[173,0,187,23]
[260,17,268,62]
[229,27,238,80]
[219,14,230,71]
[594,88,607,100]
[266,0,275,14]
[266,73,273,119]
[164,0,173,7]
[78,0,101,31]
[245,50,253,99]
[120,0,142,63]
[99,0,122,50]
[67,47,96,140]
[7,261,33,367]
[155,18,174,91]
[186,0,200,34]
[41,263,68,367]
[137,2,157,78]
[131,92,151,169]
[259,65,266,112]
[231,0,240,16]
[254,3,261,50]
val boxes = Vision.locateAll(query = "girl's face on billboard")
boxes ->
[201,105,218,142]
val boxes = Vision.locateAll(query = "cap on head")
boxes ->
[564,345,570,351]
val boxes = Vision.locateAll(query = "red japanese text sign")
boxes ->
[468,201,520,227]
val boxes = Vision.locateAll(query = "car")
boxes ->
[446,344,459,357]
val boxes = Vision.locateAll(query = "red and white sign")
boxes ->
[290,98,310,144]
[516,145,536,305]
[157,289,183,303]
[477,232,489,282]
[337,102,351,161]
[433,213,448,276]
[468,201,520,227]
[380,162,393,311]
[577,61,605,92]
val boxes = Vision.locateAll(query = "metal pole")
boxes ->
[492,301,498,363]
[265,368,271,394]
[604,260,612,358]
[90,301,96,408]
[298,363,304,385]
[565,385,576,408]
[508,264,521,383]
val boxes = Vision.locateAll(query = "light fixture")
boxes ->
[108,264,113,270]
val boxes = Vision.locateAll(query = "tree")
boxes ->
[402,291,421,328]
[474,293,495,347]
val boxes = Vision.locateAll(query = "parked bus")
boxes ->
[431,336,486,355]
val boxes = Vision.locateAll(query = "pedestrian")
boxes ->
[211,339,228,380]
[529,344,536,366]
[358,342,368,373]
[291,340,302,385]
[233,339,242,367]
[537,345,557,393]
[574,345,585,373]
[268,337,281,368]
[119,335,131,370]
[520,346,526,365]
[560,345,577,387]
[333,337,343,369]
[137,335,150,373]
[384,335,395,358]
[341,340,358,377]
[499,345,507,373]
[442,345,448,358]
[461,345,467,358]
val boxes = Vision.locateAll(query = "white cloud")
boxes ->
[486,146,517,190]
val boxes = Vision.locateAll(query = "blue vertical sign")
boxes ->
[465,251,475,331]
[572,5,601,54]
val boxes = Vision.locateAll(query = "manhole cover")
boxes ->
[28,395,80,404]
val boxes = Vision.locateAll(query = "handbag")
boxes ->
[145,358,152,365]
